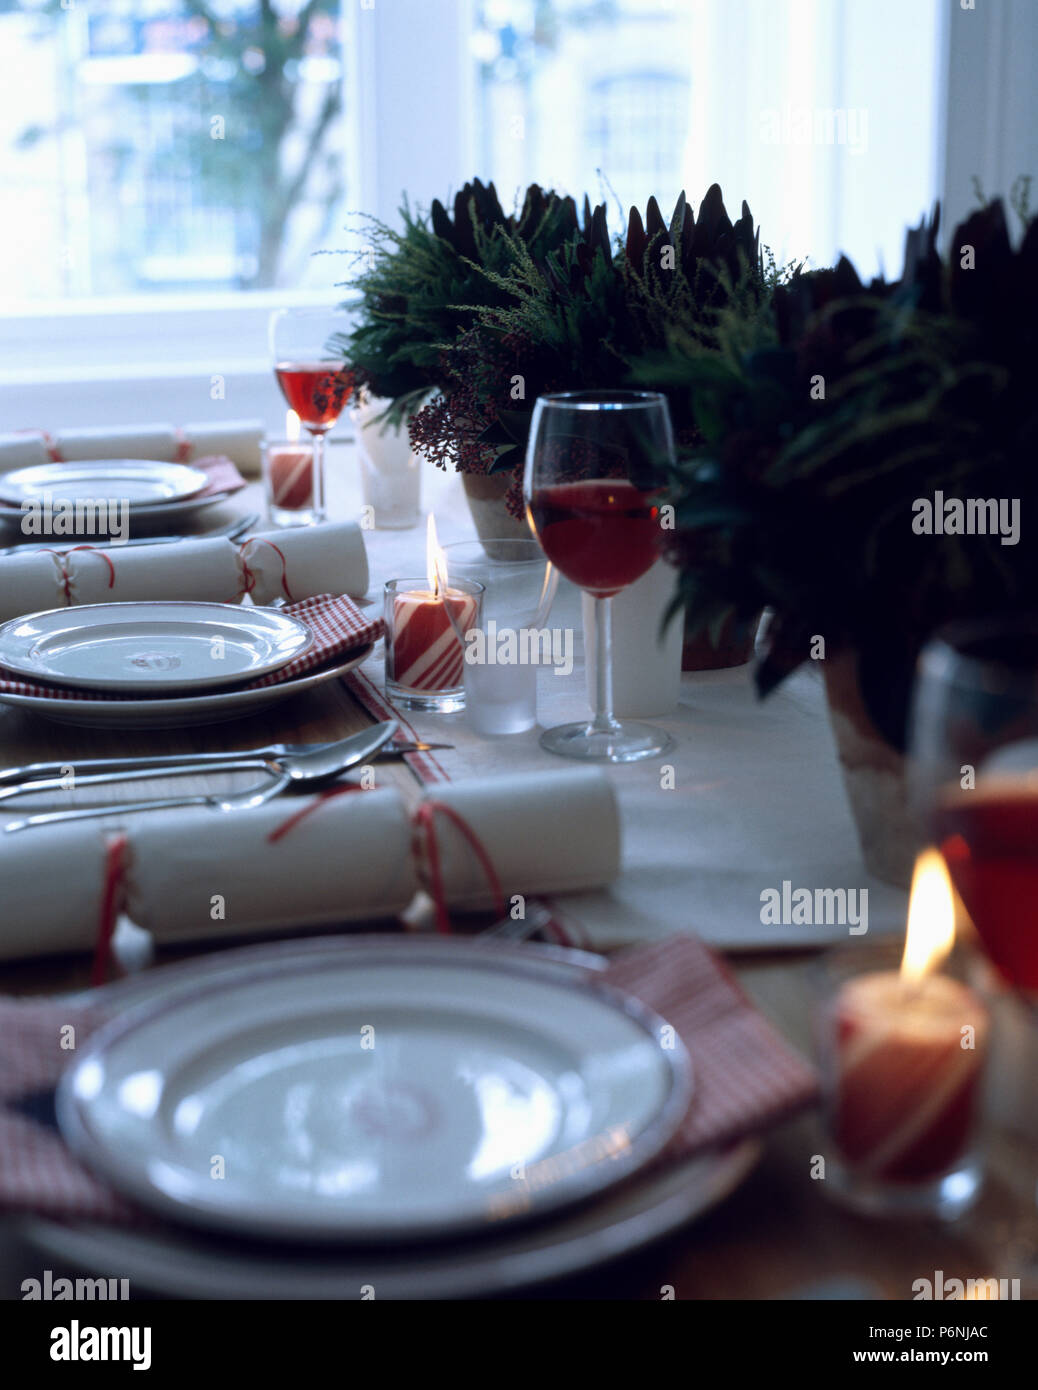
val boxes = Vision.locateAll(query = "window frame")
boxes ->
[1,0,1034,433]
[0,0,476,432]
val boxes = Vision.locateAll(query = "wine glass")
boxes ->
[908,615,1038,1229]
[908,615,1038,1004]
[269,307,355,523]
[524,390,675,762]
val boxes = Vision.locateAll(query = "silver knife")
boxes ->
[0,511,259,556]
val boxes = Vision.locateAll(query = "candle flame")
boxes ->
[426,513,448,595]
[286,409,301,444]
[900,849,957,984]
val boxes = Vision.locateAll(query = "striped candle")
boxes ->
[826,850,989,1195]
[389,587,477,692]
[268,443,313,510]
[831,970,988,1179]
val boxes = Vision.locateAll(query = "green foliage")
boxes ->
[338,180,581,421]
[661,198,1038,747]
[345,181,767,520]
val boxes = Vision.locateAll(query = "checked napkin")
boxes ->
[193,454,248,498]
[0,935,817,1226]
[0,592,383,702]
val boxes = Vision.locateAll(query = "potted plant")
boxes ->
[340,179,583,544]
[342,179,769,572]
[659,190,1038,883]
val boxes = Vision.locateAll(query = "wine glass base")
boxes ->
[539,720,674,763]
[824,1155,984,1221]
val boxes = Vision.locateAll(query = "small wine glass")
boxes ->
[523,390,675,762]
[269,307,354,523]
[908,615,1038,1226]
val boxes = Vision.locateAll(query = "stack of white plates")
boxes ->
[0,459,234,532]
[13,936,759,1299]
[0,601,369,727]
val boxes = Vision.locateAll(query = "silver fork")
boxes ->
[2,773,291,832]
[0,733,449,801]
[2,721,399,831]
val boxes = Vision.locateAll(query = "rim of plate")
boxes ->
[0,490,234,523]
[19,1140,760,1299]
[56,945,694,1243]
[0,644,372,725]
[0,601,314,694]
[0,459,210,507]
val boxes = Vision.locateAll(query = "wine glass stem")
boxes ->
[310,430,327,522]
[591,595,619,733]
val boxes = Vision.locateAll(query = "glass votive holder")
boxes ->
[262,436,319,528]
[814,942,990,1220]
[383,577,483,712]
[464,636,538,735]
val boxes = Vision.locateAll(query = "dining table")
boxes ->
[0,440,1034,1302]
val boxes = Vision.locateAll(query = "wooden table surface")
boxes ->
[1,479,1034,1301]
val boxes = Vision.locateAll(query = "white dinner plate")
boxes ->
[0,489,236,534]
[0,602,313,694]
[13,1142,758,1300]
[0,645,372,727]
[17,937,754,1299]
[0,459,209,509]
[57,943,692,1242]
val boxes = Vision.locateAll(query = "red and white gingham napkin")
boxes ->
[193,454,248,498]
[0,935,817,1226]
[0,593,383,702]
[606,936,818,1157]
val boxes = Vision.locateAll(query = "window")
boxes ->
[0,0,1032,432]
[0,0,351,301]
[472,0,942,279]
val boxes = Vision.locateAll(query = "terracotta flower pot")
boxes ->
[822,648,916,888]
[461,472,531,556]
[682,610,760,671]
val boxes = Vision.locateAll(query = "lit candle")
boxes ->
[267,410,314,510]
[384,517,480,704]
[831,851,989,1182]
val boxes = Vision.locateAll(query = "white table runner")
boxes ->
[357,462,909,951]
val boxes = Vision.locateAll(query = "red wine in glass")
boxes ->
[275,362,355,433]
[523,390,675,763]
[936,781,1038,996]
[269,308,353,524]
[526,479,661,598]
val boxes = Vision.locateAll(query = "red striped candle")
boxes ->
[268,443,313,510]
[831,970,988,1179]
[383,575,482,710]
[822,850,989,1215]
[391,587,477,691]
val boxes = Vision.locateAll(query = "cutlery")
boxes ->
[0,511,259,556]
[480,902,556,943]
[2,721,398,831]
[0,733,448,802]
[3,774,291,832]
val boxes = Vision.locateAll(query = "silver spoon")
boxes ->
[2,721,398,832]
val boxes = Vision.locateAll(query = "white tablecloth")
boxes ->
[342,451,909,951]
